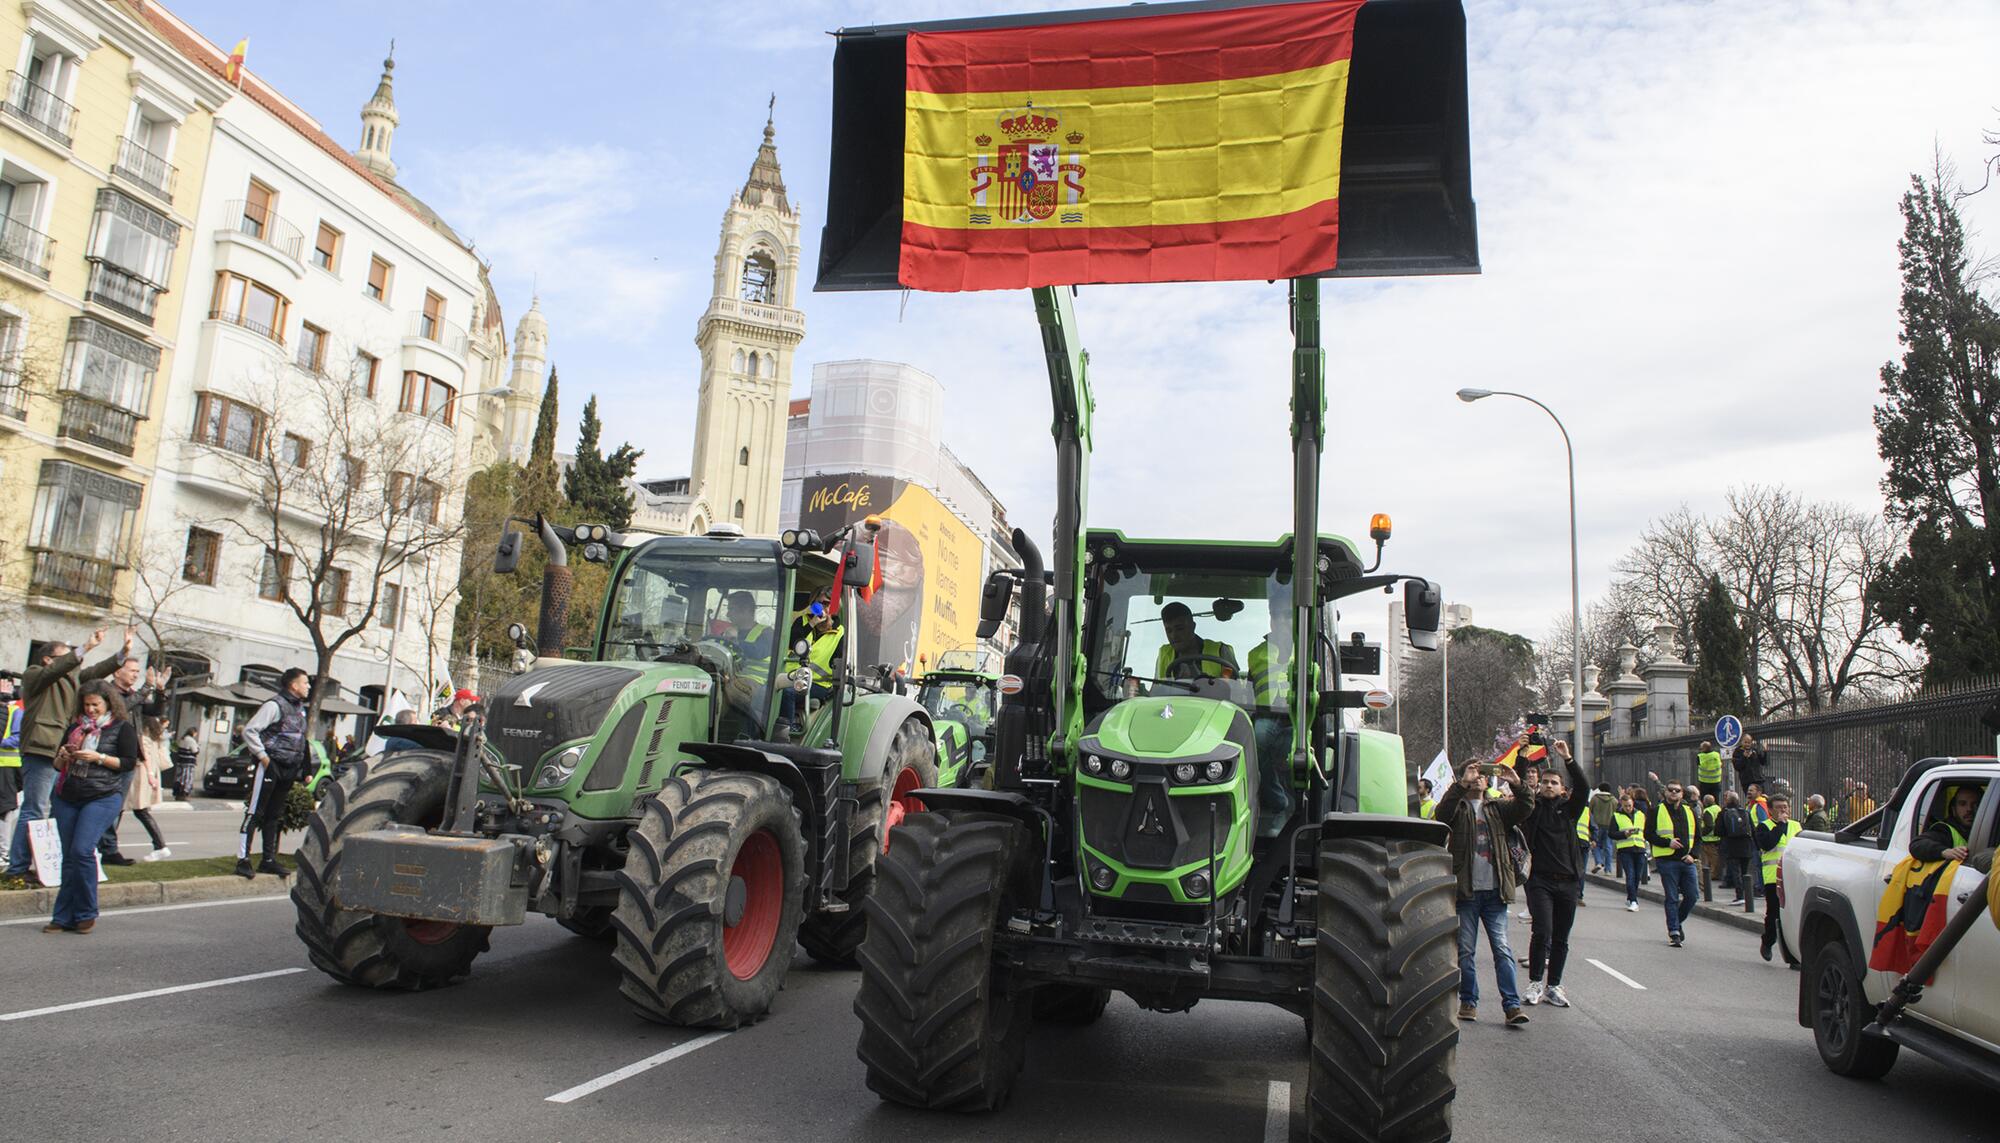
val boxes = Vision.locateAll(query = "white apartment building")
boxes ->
[135,26,490,709]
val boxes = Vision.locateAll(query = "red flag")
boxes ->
[225,39,248,86]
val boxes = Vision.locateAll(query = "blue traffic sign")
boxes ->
[1714,715,1743,750]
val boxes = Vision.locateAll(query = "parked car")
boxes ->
[1780,755,1999,1089]
[203,740,339,800]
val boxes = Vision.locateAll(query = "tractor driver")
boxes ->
[1154,601,1238,682]
[721,590,775,727]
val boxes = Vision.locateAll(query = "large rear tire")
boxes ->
[1808,937,1899,1079]
[799,717,936,966]
[855,811,1027,1110]
[611,769,806,1028]
[291,753,493,990]
[1309,835,1459,1143]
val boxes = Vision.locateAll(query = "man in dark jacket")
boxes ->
[1716,791,1755,908]
[1520,740,1589,1008]
[1644,780,1702,947]
[235,668,312,878]
[1732,734,1770,793]
[2,628,121,885]
[1910,784,1984,866]
[1435,757,1535,1027]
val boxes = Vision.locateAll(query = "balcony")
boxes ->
[226,199,304,263]
[57,392,141,456]
[209,306,282,344]
[0,217,54,279]
[112,136,177,202]
[28,546,119,607]
[4,72,75,148]
[84,260,160,325]
[405,311,468,357]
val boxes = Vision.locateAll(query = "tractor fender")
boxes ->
[838,694,932,785]
[1347,727,1411,816]
[678,743,814,836]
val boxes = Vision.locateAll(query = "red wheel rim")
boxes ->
[402,918,460,945]
[883,767,926,853]
[723,829,783,980]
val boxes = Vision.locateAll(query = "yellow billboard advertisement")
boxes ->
[798,474,982,674]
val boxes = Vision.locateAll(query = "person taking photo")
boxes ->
[1520,739,1588,1008]
[1435,757,1536,1027]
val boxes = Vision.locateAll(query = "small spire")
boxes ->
[741,101,789,212]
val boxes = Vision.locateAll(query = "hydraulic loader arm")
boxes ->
[1031,285,1093,758]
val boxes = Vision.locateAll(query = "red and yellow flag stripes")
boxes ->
[900,0,1364,292]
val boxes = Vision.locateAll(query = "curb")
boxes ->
[1583,869,1766,935]
[0,873,289,920]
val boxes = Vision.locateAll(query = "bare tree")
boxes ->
[190,355,468,726]
[1609,504,1709,658]
[125,531,213,671]
[1397,626,1538,767]
[1767,505,1920,710]
[1531,597,1650,709]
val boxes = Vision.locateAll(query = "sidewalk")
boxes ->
[1582,868,1764,935]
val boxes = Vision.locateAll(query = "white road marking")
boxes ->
[0,893,290,926]
[545,1032,731,1103]
[0,968,306,1021]
[1264,1079,1292,1143]
[1588,958,1647,990]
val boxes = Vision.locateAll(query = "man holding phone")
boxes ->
[1435,755,1536,1027]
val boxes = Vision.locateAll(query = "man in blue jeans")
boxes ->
[1433,755,1536,1026]
[1645,780,1701,947]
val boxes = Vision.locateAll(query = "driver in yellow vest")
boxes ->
[723,591,775,725]
[1910,784,1982,865]
[1155,602,1237,681]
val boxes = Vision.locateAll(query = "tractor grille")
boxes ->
[1080,777,1225,872]
[484,664,642,772]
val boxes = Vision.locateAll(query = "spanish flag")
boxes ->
[1869,856,1957,978]
[900,0,1363,292]
[225,39,248,86]
[1490,742,1547,770]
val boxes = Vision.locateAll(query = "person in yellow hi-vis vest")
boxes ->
[1418,779,1436,820]
[1754,794,1803,963]
[1645,781,1701,948]
[1694,740,1725,803]
[1610,795,1648,910]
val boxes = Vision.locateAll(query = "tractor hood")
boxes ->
[484,663,648,772]
[1084,696,1245,762]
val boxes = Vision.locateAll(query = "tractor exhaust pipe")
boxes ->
[533,515,572,659]
[992,528,1045,791]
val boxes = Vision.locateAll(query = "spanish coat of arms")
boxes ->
[969,106,1086,226]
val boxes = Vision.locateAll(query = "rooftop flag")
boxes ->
[899,0,1364,291]
[225,38,248,85]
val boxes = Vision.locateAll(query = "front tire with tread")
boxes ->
[1309,835,1459,1143]
[291,753,493,990]
[854,810,1027,1110]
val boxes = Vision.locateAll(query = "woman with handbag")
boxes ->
[129,716,172,860]
[44,683,139,934]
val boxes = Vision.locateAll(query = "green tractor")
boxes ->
[819,2,1478,1136]
[916,648,1003,789]
[291,517,940,1026]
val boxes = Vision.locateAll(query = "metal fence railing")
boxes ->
[1598,680,2000,812]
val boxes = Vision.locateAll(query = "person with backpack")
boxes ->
[1588,783,1618,874]
[234,668,312,879]
[1715,790,1755,910]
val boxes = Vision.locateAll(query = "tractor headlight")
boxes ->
[533,746,585,790]
[1090,863,1116,891]
[1109,759,1131,781]
[1182,871,1210,899]
[1205,760,1226,783]
[1084,755,1103,775]
[1173,763,1198,784]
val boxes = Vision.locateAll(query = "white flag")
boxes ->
[1421,750,1453,799]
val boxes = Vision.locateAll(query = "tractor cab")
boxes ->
[916,647,1003,786]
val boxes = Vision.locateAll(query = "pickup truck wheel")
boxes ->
[1809,938,1898,1079]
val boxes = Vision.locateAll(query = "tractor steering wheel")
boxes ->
[1162,654,1237,683]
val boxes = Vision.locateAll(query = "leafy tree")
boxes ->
[563,394,643,529]
[1690,574,1747,716]
[1397,625,1538,766]
[1871,164,2000,684]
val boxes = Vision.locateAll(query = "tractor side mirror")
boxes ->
[1213,598,1244,621]
[848,539,878,588]
[1404,579,1443,651]
[977,571,1015,639]
[494,529,522,575]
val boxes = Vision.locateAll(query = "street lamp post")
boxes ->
[1456,387,1587,775]
[379,385,513,718]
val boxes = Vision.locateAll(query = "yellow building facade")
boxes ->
[0,0,228,646]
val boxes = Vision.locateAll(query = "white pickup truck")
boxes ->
[1779,755,1998,1087]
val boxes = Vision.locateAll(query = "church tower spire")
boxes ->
[686,104,805,535]
[356,44,399,180]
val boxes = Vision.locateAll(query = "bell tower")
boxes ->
[355,45,399,180]
[687,103,803,536]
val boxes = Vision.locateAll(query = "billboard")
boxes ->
[797,473,982,674]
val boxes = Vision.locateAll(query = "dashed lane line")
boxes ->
[545,1032,732,1103]
[1587,958,1647,990]
[0,893,290,926]
[1264,1079,1292,1143]
[0,968,307,1021]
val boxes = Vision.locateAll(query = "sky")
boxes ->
[168,0,2000,655]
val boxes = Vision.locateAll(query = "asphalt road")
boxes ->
[99,796,304,862]
[3,886,1989,1142]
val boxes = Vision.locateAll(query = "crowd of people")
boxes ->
[1426,726,1893,1026]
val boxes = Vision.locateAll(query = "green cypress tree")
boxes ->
[1691,574,1748,717]
[519,365,562,516]
[563,395,643,529]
